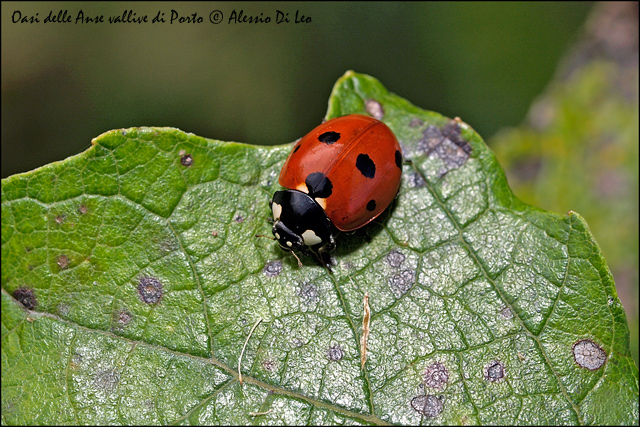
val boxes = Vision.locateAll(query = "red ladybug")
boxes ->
[270,114,402,260]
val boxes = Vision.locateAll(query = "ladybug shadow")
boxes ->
[332,197,399,260]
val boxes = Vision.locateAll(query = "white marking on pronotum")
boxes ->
[271,202,283,220]
[302,229,322,246]
[286,241,293,247]
[361,292,370,370]
[238,317,262,385]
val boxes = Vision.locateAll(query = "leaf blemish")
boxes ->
[573,339,606,371]
[263,260,283,277]
[409,117,424,128]
[411,394,443,418]
[386,249,406,268]
[298,282,319,304]
[327,344,344,362]
[55,215,66,225]
[424,362,449,390]
[78,204,88,215]
[388,269,415,298]
[407,171,426,188]
[93,368,120,392]
[13,287,37,310]
[115,309,132,325]
[138,276,163,304]
[180,153,193,166]
[417,121,472,174]
[57,254,70,270]
[484,360,505,382]
[365,99,384,120]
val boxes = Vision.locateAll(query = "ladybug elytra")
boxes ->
[271,114,403,263]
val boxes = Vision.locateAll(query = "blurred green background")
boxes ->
[2,2,637,364]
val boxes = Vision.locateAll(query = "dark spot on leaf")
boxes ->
[211,230,218,237]
[55,215,66,225]
[411,394,443,418]
[180,153,193,166]
[318,131,340,144]
[366,199,376,211]
[293,144,301,153]
[115,309,132,325]
[356,153,376,178]
[263,260,283,277]
[386,249,405,268]
[138,276,163,304]
[78,204,88,215]
[417,121,471,174]
[25,246,32,253]
[409,117,424,128]
[573,339,606,370]
[235,214,244,223]
[484,360,505,382]
[424,362,449,390]
[327,344,344,361]
[501,307,513,319]
[13,287,37,310]
[93,369,120,392]
[57,255,69,270]
[262,359,277,372]
[395,150,403,169]
[407,171,426,188]
[365,99,384,119]
[388,269,415,298]
[298,282,318,304]
[122,130,127,136]
[305,172,333,198]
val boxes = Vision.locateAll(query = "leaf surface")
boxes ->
[2,71,638,425]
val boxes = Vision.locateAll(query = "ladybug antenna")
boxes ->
[255,234,276,241]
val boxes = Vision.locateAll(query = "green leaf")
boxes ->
[2,71,638,425]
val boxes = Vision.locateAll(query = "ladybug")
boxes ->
[270,114,403,264]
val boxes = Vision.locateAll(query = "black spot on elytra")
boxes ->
[484,360,505,382]
[395,150,402,169]
[424,362,449,390]
[13,287,37,310]
[327,344,344,361]
[305,172,333,198]
[573,339,606,371]
[180,154,193,166]
[318,131,340,144]
[356,153,376,178]
[263,260,283,277]
[138,276,163,304]
[411,394,443,418]
[293,144,301,153]
[366,200,376,211]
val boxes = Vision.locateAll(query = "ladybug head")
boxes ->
[270,190,335,254]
